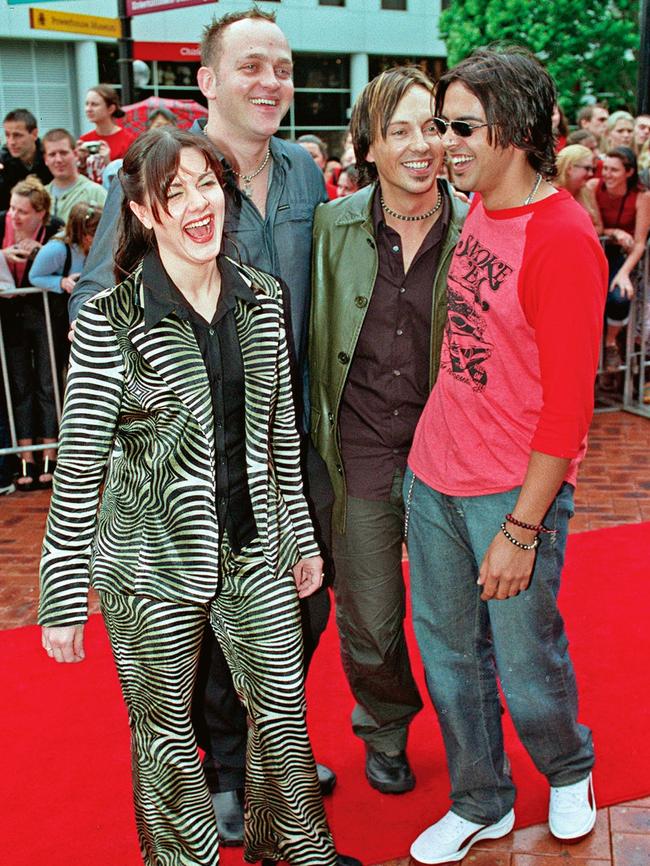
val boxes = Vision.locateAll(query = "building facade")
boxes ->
[0,0,445,154]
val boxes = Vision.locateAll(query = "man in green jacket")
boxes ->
[309,67,468,794]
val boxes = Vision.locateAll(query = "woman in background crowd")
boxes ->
[297,134,338,199]
[552,102,569,151]
[336,164,360,197]
[555,145,602,231]
[78,85,136,184]
[29,202,103,417]
[588,146,650,371]
[78,84,136,161]
[0,177,63,489]
[606,111,635,151]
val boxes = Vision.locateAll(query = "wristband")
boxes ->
[505,513,555,534]
[500,522,539,550]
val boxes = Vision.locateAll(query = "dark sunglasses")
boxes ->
[433,117,491,138]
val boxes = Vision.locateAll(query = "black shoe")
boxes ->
[211,788,244,846]
[365,746,415,794]
[317,762,337,796]
[261,856,362,866]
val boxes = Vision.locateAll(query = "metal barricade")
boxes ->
[595,239,650,418]
[623,240,650,418]
[0,286,63,457]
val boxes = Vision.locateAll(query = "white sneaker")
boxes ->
[548,773,596,841]
[410,808,515,864]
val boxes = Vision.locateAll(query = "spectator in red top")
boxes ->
[77,84,136,170]
[587,146,650,370]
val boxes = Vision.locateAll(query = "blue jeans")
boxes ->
[404,470,594,824]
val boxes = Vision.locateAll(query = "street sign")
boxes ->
[126,0,214,15]
[29,8,122,38]
[133,41,200,62]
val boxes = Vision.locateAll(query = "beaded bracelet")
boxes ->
[500,522,539,550]
[505,513,555,535]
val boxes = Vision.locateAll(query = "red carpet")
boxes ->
[3,522,649,866]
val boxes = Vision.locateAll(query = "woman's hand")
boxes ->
[61,273,80,294]
[42,624,86,663]
[611,270,635,299]
[3,244,30,264]
[98,142,111,163]
[611,228,634,251]
[292,555,324,598]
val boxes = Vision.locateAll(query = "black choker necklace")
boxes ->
[380,188,442,222]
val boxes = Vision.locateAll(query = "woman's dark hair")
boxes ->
[434,45,557,178]
[115,127,224,279]
[605,146,643,192]
[64,202,103,249]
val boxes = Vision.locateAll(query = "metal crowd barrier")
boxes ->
[595,239,650,419]
[0,286,63,457]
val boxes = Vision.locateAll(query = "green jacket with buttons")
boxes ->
[309,179,468,534]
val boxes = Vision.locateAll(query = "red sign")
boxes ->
[126,0,213,16]
[133,41,201,62]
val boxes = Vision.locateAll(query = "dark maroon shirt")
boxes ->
[339,184,450,499]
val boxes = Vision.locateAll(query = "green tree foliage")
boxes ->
[439,0,640,122]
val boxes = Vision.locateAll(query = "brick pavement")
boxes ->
[1,410,648,865]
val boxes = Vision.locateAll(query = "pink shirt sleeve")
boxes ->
[519,219,607,458]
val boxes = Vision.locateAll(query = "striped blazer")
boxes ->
[39,258,319,627]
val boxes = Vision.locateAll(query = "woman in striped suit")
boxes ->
[38,128,355,866]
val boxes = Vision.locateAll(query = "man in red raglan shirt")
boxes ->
[404,47,607,865]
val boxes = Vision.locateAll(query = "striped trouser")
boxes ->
[100,538,337,866]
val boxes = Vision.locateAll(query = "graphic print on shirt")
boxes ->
[443,232,514,391]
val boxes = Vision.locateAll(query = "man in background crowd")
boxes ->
[42,129,107,222]
[0,109,52,211]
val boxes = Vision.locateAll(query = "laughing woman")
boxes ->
[38,128,344,866]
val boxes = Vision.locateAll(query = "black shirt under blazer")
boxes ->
[39,257,319,627]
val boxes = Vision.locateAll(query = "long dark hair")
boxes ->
[435,45,557,178]
[605,146,644,193]
[115,127,224,280]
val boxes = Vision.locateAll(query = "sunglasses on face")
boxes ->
[433,117,491,137]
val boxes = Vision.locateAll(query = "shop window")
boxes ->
[382,0,407,8]
[293,91,350,128]
[293,54,348,89]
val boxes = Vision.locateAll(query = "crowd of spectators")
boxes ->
[553,103,650,398]
[1,84,650,496]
